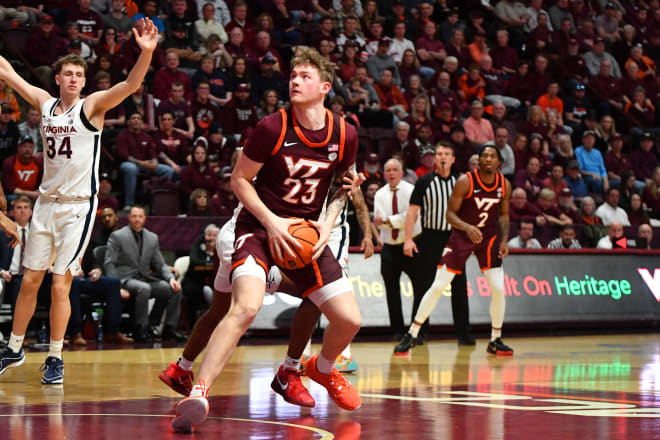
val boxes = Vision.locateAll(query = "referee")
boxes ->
[403,142,474,345]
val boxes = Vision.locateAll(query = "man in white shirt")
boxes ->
[195,2,228,43]
[389,21,415,64]
[597,221,625,249]
[374,158,421,336]
[595,187,630,226]
[508,219,542,248]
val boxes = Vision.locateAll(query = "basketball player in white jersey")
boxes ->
[0,19,159,384]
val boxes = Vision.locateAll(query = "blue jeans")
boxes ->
[583,174,605,195]
[120,162,174,206]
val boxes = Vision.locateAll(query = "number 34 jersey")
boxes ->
[40,98,102,201]
[239,107,358,223]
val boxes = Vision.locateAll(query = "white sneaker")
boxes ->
[172,380,209,433]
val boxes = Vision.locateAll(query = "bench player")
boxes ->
[0,19,159,384]
[395,145,514,356]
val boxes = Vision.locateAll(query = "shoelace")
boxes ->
[286,370,309,393]
[327,370,352,397]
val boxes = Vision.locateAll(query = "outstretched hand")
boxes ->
[133,18,158,52]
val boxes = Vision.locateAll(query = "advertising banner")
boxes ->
[250,253,660,329]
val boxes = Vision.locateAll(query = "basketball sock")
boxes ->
[302,339,312,357]
[283,355,301,371]
[177,356,194,371]
[48,339,64,360]
[340,344,351,359]
[316,353,335,375]
[491,327,502,341]
[8,332,24,353]
[485,267,505,337]
[409,323,421,338]
[413,266,457,326]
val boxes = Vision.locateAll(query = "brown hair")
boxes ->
[53,54,87,75]
[290,47,336,84]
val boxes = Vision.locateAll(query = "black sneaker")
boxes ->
[0,346,25,375]
[487,338,514,356]
[40,356,64,384]
[394,333,417,356]
[457,334,476,346]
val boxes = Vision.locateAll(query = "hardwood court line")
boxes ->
[0,413,335,438]
[497,390,653,406]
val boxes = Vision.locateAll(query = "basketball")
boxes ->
[271,221,320,270]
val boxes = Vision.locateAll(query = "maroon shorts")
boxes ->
[231,218,344,298]
[439,231,502,273]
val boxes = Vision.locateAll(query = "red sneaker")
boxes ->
[271,365,315,407]
[159,362,193,396]
[306,354,361,411]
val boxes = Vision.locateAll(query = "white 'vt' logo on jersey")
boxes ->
[474,197,500,211]
[284,156,331,178]
[17,170,36,181]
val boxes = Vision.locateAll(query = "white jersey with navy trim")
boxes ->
[39,97,102,201]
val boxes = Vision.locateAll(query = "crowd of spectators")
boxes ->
[0,0,659,340]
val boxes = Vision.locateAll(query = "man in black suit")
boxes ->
[0,196,51,312]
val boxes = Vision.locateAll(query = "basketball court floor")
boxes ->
[0,333,658,439]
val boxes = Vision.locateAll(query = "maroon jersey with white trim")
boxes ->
[457,170,507,237]
[239,108,358,222]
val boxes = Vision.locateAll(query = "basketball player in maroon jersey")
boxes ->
[172,48,361,432]
[395,144,514,356]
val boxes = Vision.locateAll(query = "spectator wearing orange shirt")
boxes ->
[536,81,563,118]
[457,64,486,103]
[1,135,43,202]
[374,68,409,119]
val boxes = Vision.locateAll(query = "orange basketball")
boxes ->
[271,221,320,270]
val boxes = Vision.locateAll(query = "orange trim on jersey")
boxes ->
[484,235,497,271]
[445,266,463,275]
[466,172,474,198]
[338,115,346,162]
[292,107,334,147]
[500,172,506,197]
[474,169,500,192]
[270,109,288,156]
[301,259,325,298]
[229,257,269,280]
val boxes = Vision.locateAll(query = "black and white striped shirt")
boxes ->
[409,172,457,231]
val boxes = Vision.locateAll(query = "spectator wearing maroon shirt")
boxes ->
[225,27,247,61]
[489,101,518,145]
[534,188,573,227]
[222,82,258,141]
[632,133,660,185]
[621,63,650,104]
[543,164,568,203]
[445,29,472,70]
[415,20,446,72]
[559,39,590,88]
[164,0,199,53]
[180,141,220,198]
[515,156,545,201]
[382,121,419,170]
[557,187,581,224]
[190,80,222,138]
[153,111,191,177]
[157,82,195,139]
[247,31,284,74]
[480,55,520,109]
[527,13,554,59]
[206,123,236,172]
[225,1,257,50]
[115,20,165,77]
[67,0,103,46]
[429,70,462,116]
[604,133,634,188]
[553,17,573,55]
[519,105,548,141]
[553,134,576,170]
[506,60,533,108]
[432,102,456,141]
[528,55,553,102]
[309,15,337,51]
[210,166,238,216]
[117,113,175,208]
[624,87,656,131]
[97,172,119,214]
[490,30,519,75]
[449,125,474,173]
[27,14,69,87]
[162,21,201,71]
[509,187,543,225]
[152,51,194,101]
[642,166,660,217]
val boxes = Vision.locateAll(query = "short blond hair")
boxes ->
[53,54,87,75]
[290,47,335,84]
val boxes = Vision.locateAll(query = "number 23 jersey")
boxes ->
[239,108,358,222]
[40,98,102,201]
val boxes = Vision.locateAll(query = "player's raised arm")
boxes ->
[84,18,158,127]
[0,55,52,110]
[446,174,483,244]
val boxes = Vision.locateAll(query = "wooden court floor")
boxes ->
[0,333,658,439]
